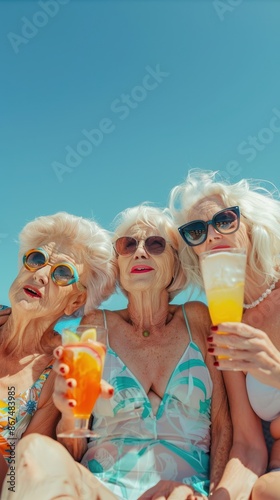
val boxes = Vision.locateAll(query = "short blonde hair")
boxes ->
[169,169,280,290]
[112,204,188,299]
[19,212,117,313]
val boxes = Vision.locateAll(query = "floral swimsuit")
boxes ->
[0,364,53,464]
[81,306,212,499]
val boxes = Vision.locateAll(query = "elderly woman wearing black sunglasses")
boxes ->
[1,204,233,500]
[169,169,280,500]
[0,211,116,493]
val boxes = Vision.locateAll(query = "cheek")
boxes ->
[192,243,207,256]
[118,262,129,286]
[234,225,249,248]
[157,256,174,283]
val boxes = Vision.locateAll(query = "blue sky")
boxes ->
[1,0,280,310]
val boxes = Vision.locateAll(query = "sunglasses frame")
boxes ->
[23,247,86,290]
[114,236,167,256]
[178,206,240,247]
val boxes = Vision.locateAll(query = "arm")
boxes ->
[211,371,268,500]
[0,454,8,495]
[208,322,280,389]
[188,301,233,493]
[0,306,11,326]
[22,370,61,439]
[206,352,233,494]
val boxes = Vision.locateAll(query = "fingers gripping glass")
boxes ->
[178,206,240,247]
[115,236,166,256]
[23,248,86,289]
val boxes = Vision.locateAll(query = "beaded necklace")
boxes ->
[243,277,279,309]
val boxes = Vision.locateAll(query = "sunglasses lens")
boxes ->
[181,222,207,246]
[52,265,75,286]
[145,236,166,254]
[214,208,239,234]
[115,237,137,256]
[24,250,47,269]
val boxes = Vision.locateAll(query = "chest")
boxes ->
[108,330,190,397]
[0,355,53,400]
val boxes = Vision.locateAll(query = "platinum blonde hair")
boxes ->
[112,204,188,300]
[168,169,280,290]
[19,212,117,313]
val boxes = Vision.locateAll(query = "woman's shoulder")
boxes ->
[83,308,127,324]
[172,300,210,318]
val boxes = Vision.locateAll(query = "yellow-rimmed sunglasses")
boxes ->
[23,248,86,290]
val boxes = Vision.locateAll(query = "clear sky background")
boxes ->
[1,0,280,311]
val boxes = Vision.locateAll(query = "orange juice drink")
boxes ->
[62,342,106,419]
[57,325,108,437]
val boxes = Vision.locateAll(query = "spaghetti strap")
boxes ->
[181,304,193,342]
[101,309,108,329]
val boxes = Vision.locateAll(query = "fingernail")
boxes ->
[59,366,66,374]
[214,361,219,367]
[208,347,215,353]
[207,336,213,342]
[68,401,76,408]
[67,380,74,388]
[108,388,114,396]
[210,325,218,331]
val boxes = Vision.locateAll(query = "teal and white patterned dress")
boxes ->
[81,306,212,499]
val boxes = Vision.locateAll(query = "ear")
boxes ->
[63,291,87,316]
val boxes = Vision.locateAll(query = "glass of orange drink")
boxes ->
[57,324,107,438]
[200,248,246,358]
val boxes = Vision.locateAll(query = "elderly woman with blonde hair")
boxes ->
[169,169,280,499]
[0,211,116,493]
[2,204,233,500]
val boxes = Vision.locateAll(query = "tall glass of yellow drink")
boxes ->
[200,248,246,356]
[57,324,107,438]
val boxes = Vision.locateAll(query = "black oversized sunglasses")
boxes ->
[114,236,166,256]
[178,206,240,247]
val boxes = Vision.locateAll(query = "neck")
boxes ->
[126,290,171,334]
[0,312,59,356]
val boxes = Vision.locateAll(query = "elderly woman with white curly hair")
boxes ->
[0,211,116,493]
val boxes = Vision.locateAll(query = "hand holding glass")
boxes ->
[57,324,107,438]
[200,248,246,356]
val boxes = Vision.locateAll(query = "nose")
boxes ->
[207,224,222,241]
[133,241,148,259]
[32,267,49,286]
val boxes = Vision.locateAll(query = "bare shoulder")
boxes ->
[83,308,128,328]
[182,301,211,326]
[82,309,113,326]
[181,301,211,354]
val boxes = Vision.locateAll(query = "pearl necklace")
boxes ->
[243,277,279,309]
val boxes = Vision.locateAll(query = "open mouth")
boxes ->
[23,286,42,298]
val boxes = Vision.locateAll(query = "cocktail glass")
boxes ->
[57,324,107,438]
[200,248,246,357]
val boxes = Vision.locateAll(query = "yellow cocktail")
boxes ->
[207,282,245,325]
[57,324,107,438]
[200,248,246,356]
